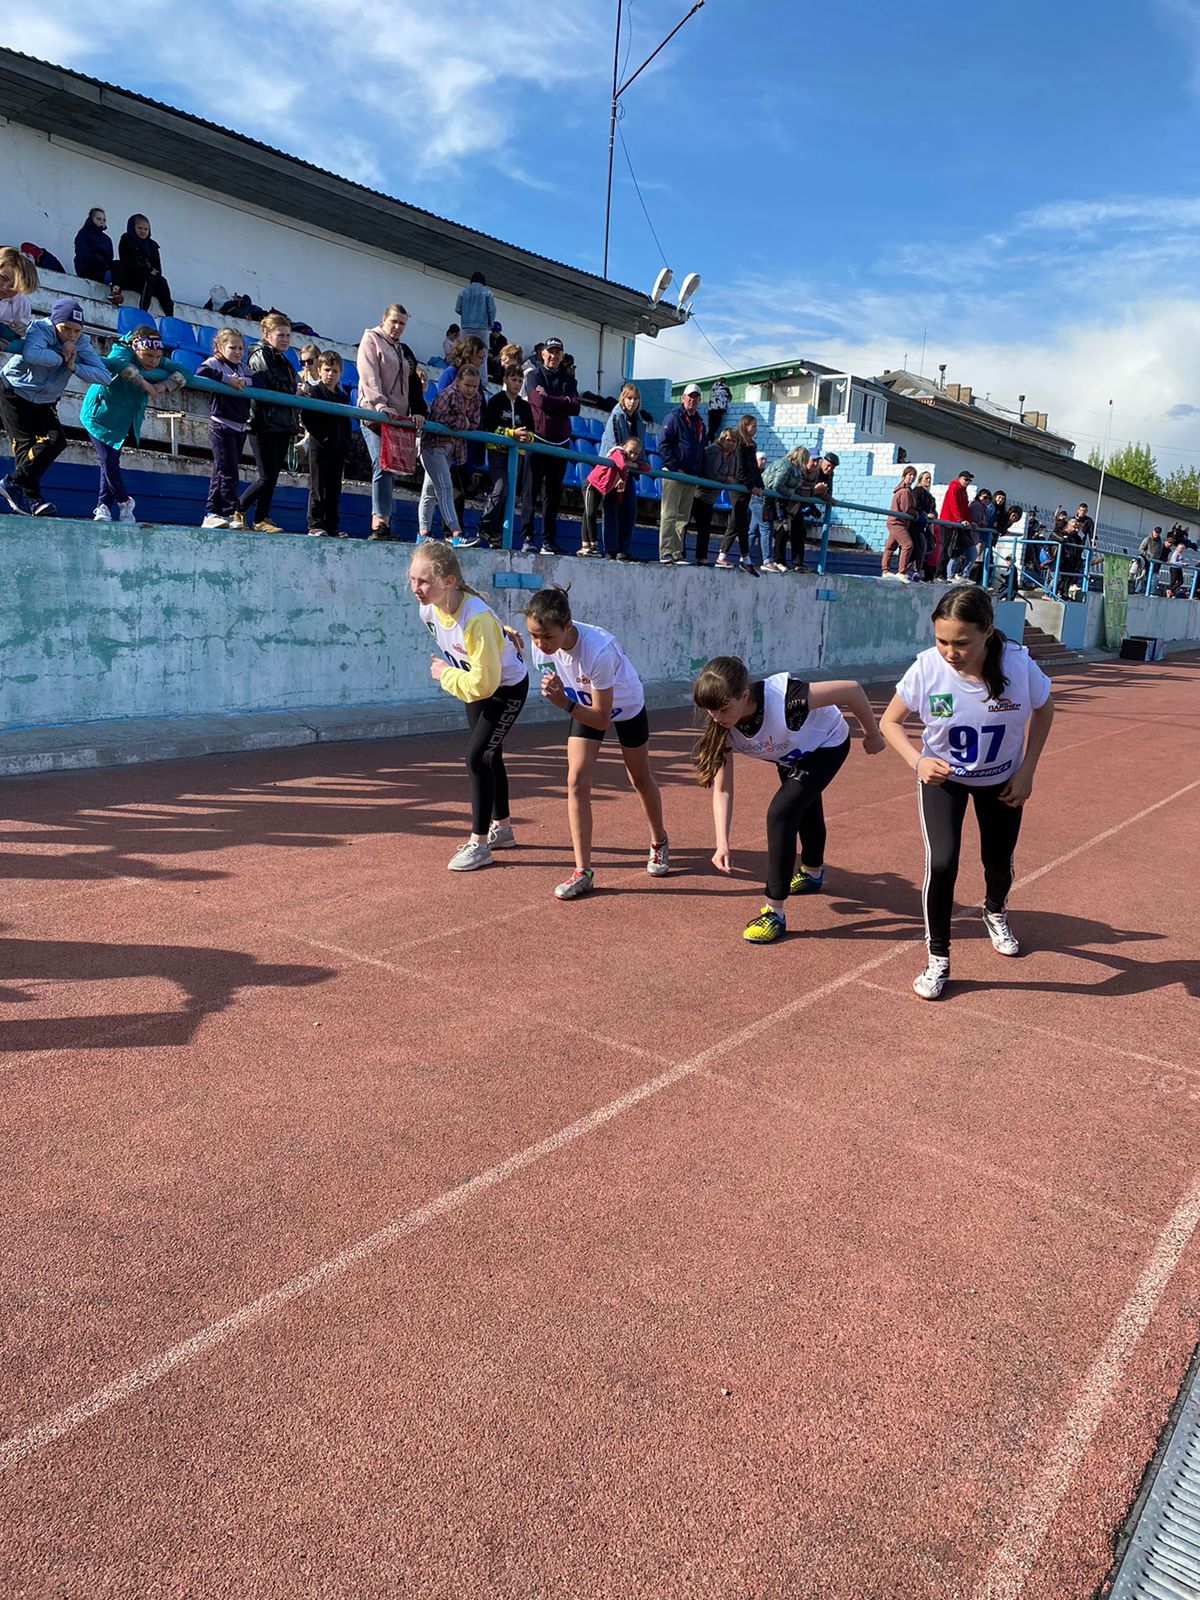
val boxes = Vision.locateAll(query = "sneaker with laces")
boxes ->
[29,497,57,517]
[982,906,1020,956]
[447,839,494,872]
[789,866,824,895]
[486,822,516,851]
[118,498,136,523]
[229,512,247,530]
[201,514,230,529]
[450,534,481,548]
[255,518,284,533]
[760,560,783,573]
[554,867,594,900]
[93,504,113,521]
[520,539,537,554]
[743,906,786,944]
[1,475,31,515]
[740,558,760,576]
[646,836,670,877]
[913,954,950,1000]
[714,557,734,570]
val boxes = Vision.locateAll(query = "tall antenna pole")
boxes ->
[602,0,623,281]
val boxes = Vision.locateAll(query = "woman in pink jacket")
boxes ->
[579,438,644,558]
[356,303,427,541]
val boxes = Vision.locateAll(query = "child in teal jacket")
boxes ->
[80,326,189,523]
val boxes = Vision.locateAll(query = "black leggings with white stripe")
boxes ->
[464,678,528,833]
[765,737,850,902]
[918,777,1023,956]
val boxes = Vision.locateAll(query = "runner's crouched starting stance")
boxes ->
[880,585,1055,999]
[692,656,885,943]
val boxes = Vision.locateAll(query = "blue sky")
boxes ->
[32,0,1200,469]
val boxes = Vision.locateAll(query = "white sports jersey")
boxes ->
[531,620,645,721]
[727,673,848,765]
[897,639,1050,786]
[420,594,527,688]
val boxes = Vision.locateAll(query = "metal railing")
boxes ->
[148,374,1199,599]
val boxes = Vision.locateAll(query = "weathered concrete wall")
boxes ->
[1,522,953,736]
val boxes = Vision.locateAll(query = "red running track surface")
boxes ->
[1,653,1198,1599]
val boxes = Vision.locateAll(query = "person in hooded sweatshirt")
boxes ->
[73,208,123,305]
[117,214,174,315]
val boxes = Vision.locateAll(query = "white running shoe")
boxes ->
[646,836,670,877]
[201,514,230,529]
[913,954,950,1000]
[554,867,594,900]
[447,839,494,872]
[118,498,136,523]
[982,906,1020,956]
[92,504,113,521]
[487,822,516,851]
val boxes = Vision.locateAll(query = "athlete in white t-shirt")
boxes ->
[410,541,529,873]
[523,588,667,900]
[692,656,886,944]
[881,585,1055,1000]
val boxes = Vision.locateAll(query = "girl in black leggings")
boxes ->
[693,657,885,944]
[881,586,1055,1000]
[409,541,529,873]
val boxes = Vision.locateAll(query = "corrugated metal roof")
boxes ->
[0,48,686,337]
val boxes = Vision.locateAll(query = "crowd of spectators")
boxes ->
[2,230,1198,588]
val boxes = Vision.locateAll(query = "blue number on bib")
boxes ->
[563,686,593,707]
[947,723,1006,766]
[443,649,470,671]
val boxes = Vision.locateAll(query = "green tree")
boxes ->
[1089,440,1163,495]
[1162,464,1200,508]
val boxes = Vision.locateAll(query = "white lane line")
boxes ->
[698,1068,1143,1233]
[1016,777,1200,890]
[973,1171,1200,1600]
[0,940,907,1473]
[855,981,1189,1076]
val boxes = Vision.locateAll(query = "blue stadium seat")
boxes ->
[587,418,604,440]
[563,461,582,489]
[424,381,438,407]
[283,347,301,372]
[159,316,203,352]
[194,325,216,355]
[116,306,156,339]
[638,474,657,498]
[579,438,599,457]
[570,416,590,438]
[647,452,663,471]
[715,491,731,510]
[169,348,203,375]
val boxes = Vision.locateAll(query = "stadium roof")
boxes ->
[0,48,687,339]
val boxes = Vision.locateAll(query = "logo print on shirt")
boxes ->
[987,697,1022,713]
[929,693,954,718]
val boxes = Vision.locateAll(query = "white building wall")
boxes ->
[4,119,624,386]
[885,419,1163,544]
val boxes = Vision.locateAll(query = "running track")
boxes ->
[2,654,1198,1599]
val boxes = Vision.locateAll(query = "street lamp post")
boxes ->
[597,0,705,390]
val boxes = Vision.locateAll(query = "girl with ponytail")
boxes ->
[880,584,1055,1000]
[409,540,529,872]
[692,656,885,944]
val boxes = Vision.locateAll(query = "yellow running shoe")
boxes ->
[743,907,786,944]
[789,866,825,896]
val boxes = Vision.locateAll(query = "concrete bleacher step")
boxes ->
[1022,620,1081,666]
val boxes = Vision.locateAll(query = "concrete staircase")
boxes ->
[1022,617,1081,667]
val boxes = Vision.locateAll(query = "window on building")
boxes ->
[816,375,848,417]
[848,386,886,436]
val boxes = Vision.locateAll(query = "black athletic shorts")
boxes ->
[567,704,650,748]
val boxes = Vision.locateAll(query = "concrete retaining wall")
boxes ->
[1,520,943,735]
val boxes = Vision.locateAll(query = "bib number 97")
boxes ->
[948,724,1005,766]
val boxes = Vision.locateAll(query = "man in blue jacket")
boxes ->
[0,297,111,516]
[657,383,707,563]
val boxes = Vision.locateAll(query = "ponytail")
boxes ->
[408,538,483,599]
[931,585,1009,699]
[691,655,750,787]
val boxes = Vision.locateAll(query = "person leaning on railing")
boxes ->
[691,429,739,568]
[715,414,764,574]
[657,383,707,565]
[599,382,646,559]
[356,303,428,542]
[478,365,535,550]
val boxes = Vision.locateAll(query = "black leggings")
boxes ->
[719,495,751,560]
[464,677,528,832]
[772,512,807,569]
[918,778,1023,957]
[240,432,290,522]
[764,737,850,902]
